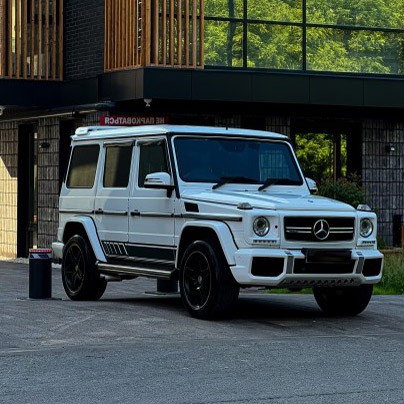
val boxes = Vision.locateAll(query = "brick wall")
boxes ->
[0,123,18,258]
[37,118,61,249]
[64,0,105,80]
[362,119,404,246]
[37,113,102,250]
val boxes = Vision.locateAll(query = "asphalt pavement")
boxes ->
[1,260,404,404]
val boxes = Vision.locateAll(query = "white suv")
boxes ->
[52,125,383,318]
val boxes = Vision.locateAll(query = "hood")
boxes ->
[181,187,356,212]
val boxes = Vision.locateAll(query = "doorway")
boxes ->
[17,124,38,257]
[293,133,347,184]
[291,119,362,185]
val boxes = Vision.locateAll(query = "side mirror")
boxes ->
[306,177,318,194]
[144,172,175,197]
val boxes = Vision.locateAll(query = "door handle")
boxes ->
[95,208,104,214]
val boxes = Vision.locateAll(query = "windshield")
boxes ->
[174,136,303,186]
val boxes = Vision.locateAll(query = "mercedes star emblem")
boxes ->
[313,219,330,240]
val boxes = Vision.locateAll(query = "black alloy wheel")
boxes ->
[179,240,239,319]
[182,249,212,311]
[62,235,106,300]
[313,284,373,316]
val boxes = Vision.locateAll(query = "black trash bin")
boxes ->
[29,248,53,299]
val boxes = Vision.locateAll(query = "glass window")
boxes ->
[204,20,244,67]
[204,0,404,75]
[248,0,302,23]
[247,24,302,69]
[138,141,170,187]
[66,145,100,188]
[205,0,244,19]
[307,28,404,74]
[174,136,303,184]
[307,0,404,29]
[103,144,133,188]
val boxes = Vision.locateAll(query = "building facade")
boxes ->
[0,0,404,257]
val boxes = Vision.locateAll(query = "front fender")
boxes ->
[177,221,238,267]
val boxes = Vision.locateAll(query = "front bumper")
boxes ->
[231,248,384,288]
[51,242,64,263]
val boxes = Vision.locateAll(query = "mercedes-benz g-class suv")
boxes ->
[52,125,383,318]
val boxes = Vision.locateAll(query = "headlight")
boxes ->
[253,216,270,237]
[360,218,373,238]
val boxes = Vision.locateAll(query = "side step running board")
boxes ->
[97,262,175,280]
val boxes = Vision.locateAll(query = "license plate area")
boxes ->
[305,249,352,264]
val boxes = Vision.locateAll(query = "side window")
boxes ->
[103,144,133,188]
[138,141,170,187]
[66,145,100,188]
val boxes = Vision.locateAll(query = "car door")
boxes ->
[128,137,176,265]
[94,141,133,257]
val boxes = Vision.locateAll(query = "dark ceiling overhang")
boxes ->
[1,68,404,114]
[0,78,62,107]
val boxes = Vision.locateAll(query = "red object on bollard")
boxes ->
[29,248,53,299]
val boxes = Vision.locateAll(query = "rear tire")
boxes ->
[313,284,373,316]
[62,235,107,300]
[179,240,239,319]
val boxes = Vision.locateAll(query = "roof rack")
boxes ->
[75,126,123,135]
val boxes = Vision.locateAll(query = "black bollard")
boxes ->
[29,248,53,299]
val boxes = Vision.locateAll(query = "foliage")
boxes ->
[294,133,347,183]
[374,252,404,295]
[317,174,365,208]
[204,0,404,74]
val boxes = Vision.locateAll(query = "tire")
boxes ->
[62,235,107,301]
[179,240,240,319]
[313,284,373,316]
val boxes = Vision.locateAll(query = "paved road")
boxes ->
[0,260,403,404]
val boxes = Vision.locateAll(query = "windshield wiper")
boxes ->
[212,176,259,190]
[258,178,301,191]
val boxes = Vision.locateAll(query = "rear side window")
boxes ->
[66,145,100,188]
[103,144,133,188]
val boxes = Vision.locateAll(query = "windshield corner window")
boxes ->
[138,140,170,187]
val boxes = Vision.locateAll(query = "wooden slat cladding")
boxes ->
[105,0,204,72]
[0,0,5,76]
[0,0,63,80]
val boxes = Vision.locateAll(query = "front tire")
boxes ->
[179,240,239,319]
[313,284,373,316]
[62,235,107,300]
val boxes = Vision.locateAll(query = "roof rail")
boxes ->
[75,126,123,135]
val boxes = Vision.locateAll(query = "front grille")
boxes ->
[284,217,355,242]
